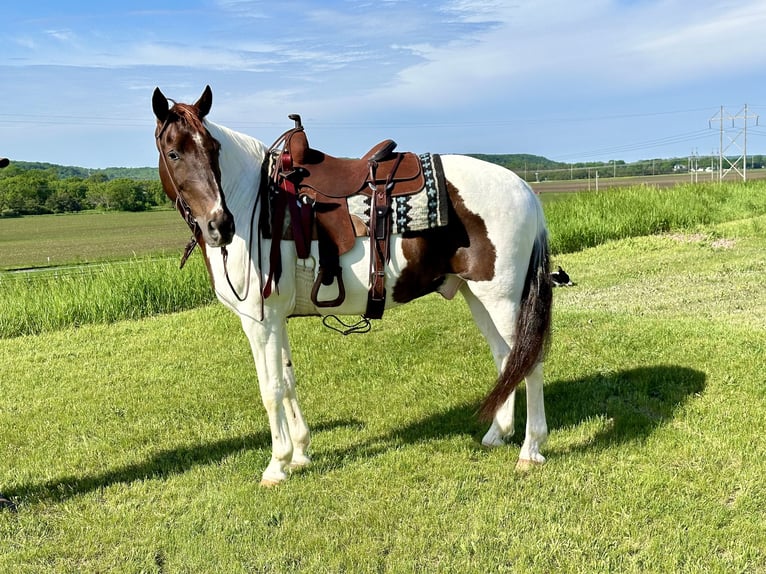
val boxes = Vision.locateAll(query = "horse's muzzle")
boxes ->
[204,209,236,247]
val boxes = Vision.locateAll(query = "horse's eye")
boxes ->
[168,151,180,161]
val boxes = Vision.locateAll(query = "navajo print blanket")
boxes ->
[347,153,449,235]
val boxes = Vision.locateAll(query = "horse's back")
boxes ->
[440,154,544,250]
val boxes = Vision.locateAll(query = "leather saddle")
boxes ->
[285,124,423,202]
[265,114,427,319]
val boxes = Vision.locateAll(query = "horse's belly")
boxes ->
[301,237,409,316]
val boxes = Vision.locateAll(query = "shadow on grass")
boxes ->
[2,365,704,509]
[543,364,706,451]
[1,419,356,510]
[316,364,706,468]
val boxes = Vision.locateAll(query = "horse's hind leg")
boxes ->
[516,362,547,469]
[462,283,548,465]
[460,284,516,447]
[281,330,311,470]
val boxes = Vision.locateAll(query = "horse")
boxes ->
[152,86,553,486]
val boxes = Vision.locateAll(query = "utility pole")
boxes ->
[709,104,760,182]
[689,149,699,183]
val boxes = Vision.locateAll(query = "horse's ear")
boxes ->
[152,88,169,123]
[195,85,213,119]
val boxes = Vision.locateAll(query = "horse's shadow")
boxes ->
[2,365,704,510]
[1,420,349,509]
[315,364,706,467]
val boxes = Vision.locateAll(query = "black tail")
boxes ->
[478,231,553,421]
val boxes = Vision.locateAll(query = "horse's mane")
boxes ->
[168,101,205,131]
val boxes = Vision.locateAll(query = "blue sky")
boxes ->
[2,0,765,168]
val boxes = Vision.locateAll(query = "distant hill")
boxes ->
[8,161,158,181]
[7,153,765,184]
[467,153,566,172]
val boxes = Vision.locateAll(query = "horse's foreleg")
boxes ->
[281,331,311,470]
[516,362,548,471]
[242,317,293,485]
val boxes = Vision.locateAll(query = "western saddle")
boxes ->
[263,115,426,319]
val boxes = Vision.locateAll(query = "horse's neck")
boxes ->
[205,120,266,231]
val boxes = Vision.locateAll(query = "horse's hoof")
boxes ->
[481,437,505,448]
[515,458,544,472]
[259,478,282,488]
[289,454,312,470]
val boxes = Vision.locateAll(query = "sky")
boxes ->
[2,0,766,169]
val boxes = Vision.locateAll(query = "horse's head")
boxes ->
[152,85,235,248]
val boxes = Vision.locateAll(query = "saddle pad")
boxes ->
[347,153,449,235]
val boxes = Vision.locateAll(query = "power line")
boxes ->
[552,129,713,162]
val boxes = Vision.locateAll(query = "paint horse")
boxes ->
[152,86,553,485]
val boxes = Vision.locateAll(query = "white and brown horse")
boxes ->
[152,86,553,485]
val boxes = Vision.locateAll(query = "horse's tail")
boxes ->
[478,222,553,422]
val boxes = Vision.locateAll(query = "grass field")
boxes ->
[529,166,766,194]
[1,183,765,571]
[0,209,186,270]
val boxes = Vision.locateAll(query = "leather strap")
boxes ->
[365,154,401,319]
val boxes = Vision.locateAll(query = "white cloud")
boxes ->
[347,0,766,112]
[45,29,77,43]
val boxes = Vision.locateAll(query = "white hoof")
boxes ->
[481,426,511,448]
[515,455,545,472]
[289,453,312,470]
[260,461,288,486]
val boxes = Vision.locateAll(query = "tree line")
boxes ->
[0,163,167,217]
[4,153,765,217]
[469,154,766,182]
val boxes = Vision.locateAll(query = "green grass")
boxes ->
[0,208,212,338]
[1,182,766,571]
[1,252,764,571]
[0,256,214,338]
[541,179,766,254]
[0,209,187,270]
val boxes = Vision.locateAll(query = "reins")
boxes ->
[220,183,261,305]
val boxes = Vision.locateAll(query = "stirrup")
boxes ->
[310,267,346,308]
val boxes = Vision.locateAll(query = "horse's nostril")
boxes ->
[208,214,235,243]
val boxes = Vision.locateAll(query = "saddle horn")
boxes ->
[288,114,302,128]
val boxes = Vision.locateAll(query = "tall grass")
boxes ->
[542,180,766,254]
[2,180,765,339]
[0,256,213,338]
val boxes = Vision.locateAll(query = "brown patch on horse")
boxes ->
[392,181,496,303]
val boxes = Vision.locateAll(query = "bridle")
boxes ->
[155,114,257,305]
[155,116,204,269]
